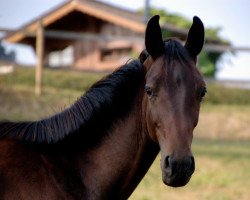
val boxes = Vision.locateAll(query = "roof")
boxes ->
[5,0,222,50]
[4,0,146,44]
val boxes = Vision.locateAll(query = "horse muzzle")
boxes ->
[162,155,195,187]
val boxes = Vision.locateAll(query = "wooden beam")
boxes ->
[1,28,144,43]
[1,1,75,43]
[45,30,144,43]
[35,21,44,96]
[3,28,143,42]
[204,44,250,53]
[76,3,145,33]
[2,28,250,53]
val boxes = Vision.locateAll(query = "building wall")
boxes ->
[73,21,143,71]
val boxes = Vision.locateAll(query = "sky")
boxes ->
[0,0,250,80]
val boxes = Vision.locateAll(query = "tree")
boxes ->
[139,8,230,77]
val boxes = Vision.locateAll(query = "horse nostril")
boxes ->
[165,155,171,168]
[164,155,173,177]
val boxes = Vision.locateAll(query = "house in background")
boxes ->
[3,0,190,71]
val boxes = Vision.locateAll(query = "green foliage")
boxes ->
[199,51,222,76]
[139,8,230,77]
[148,8,192,29]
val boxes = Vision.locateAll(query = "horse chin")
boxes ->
[162,173,192,187]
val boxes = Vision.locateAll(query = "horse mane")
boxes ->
[0,59,145,145]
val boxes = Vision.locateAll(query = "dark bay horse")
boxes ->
[0,15,206,200]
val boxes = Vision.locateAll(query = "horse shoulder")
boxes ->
[0,140,72,200]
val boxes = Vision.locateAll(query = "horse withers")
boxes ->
[0,15,206,199]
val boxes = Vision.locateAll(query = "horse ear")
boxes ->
[185,16,205,59]
[145,15,164,60]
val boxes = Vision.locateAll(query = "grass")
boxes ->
[131,104,250,200]
[0,67,105,120]
[204,82,250,105]
[1,67,250,199]
[0,67,105,92]
[131,139,250,200]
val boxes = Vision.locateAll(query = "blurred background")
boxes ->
[0,0,250,199]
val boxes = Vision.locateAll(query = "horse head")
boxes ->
[142,15,206,187]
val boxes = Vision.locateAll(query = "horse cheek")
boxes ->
[145,104,159,143]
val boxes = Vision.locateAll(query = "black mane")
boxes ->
[0,59,144,145]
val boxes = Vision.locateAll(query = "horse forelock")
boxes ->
[163,39,194,66]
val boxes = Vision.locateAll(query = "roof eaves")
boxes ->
[75,0,145,33]
[4,0,76,43]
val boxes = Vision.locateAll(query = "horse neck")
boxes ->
[76,89,159,199]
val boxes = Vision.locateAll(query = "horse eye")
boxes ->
[200,87,207,99]
[145,86,154,97]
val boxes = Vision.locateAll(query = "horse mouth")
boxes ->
[161,155,195,187]
[162,171,193,187]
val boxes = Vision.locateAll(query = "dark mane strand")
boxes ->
[0,59,144,145]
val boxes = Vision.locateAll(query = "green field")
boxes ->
[1,67,250,200]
